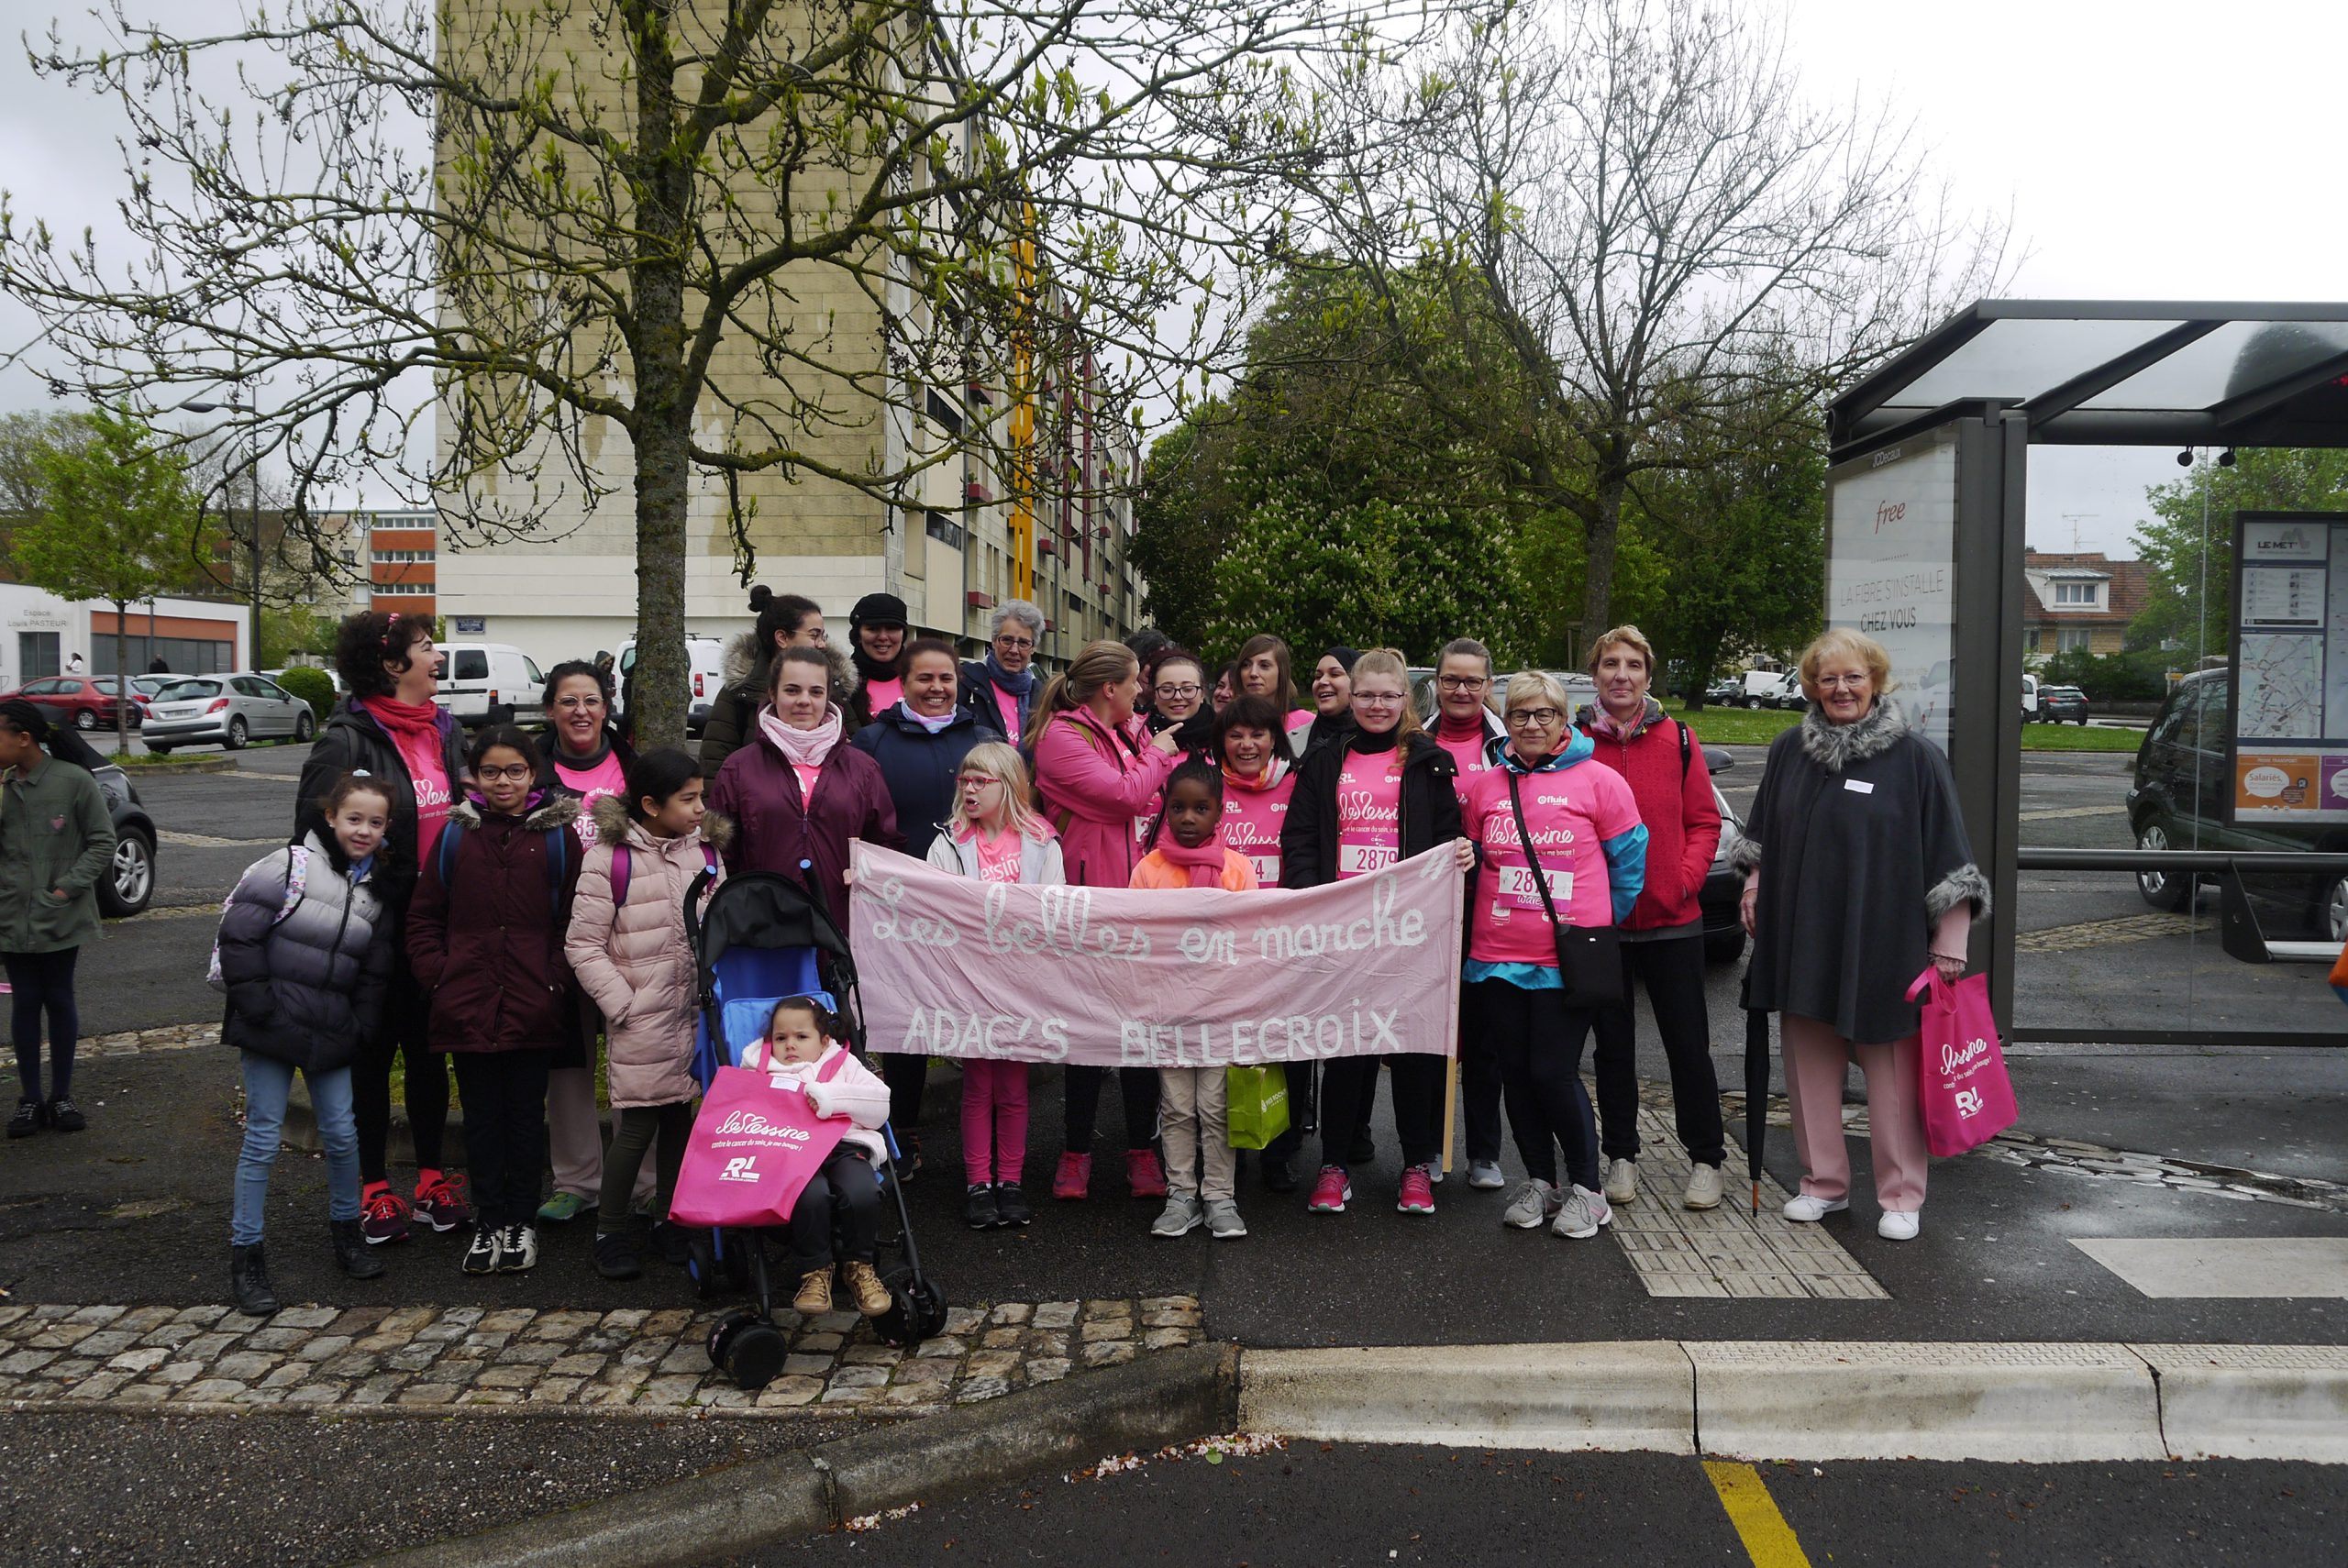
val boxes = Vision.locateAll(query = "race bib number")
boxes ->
[1499,866,1571,901]
[1339,842,1398,877]
[1247,852,1281,886]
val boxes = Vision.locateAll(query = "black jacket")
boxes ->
[849,703,991,863]
[955,659,1030,742]
[216,832,394,1072]
[1279,729,1461,890]
[294,699,467,919]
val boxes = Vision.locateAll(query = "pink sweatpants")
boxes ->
[960,1060,1031,1186]
[1779,1013,1928,1213]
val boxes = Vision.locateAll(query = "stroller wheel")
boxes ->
[875,1274,948,1349]
[721,1320,788,1392]
[707,1308,761,1370]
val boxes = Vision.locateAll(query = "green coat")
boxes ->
[0,756,116,953]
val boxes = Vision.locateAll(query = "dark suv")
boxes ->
[2126,668,2348,941]
[2036,685,2090,724]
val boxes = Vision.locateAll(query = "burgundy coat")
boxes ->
[707,718,902,926]
[406,794,585,1053]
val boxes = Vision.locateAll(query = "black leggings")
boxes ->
[449,1049,551,1229]
[5,948,79,1103]
[1590,932,1725,1166]
[351,981,448,1185]
[1317,1054,1445,1171]
[1471,978,1600,1191]
[786,1147,882,1279]
[598,1101,693,1232]
[878,1051,927,1131]
[1062,1065,1159,1155]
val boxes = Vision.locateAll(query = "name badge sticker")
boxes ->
[1844,778,1875,795]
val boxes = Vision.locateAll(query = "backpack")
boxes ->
[609,839,720,907]
[205,844,310,993]
[436,817,570,920]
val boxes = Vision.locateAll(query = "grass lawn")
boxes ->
[1661,701,2143,754]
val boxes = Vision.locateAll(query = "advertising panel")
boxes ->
[2229,513,2348,823]
[1826,425,1961,751]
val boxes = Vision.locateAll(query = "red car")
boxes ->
[2,675,149,732]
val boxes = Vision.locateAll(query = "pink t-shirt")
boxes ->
[553,749,630,848]
[1219,767,1295,888]
[1334,747,1404,879]
[1434,720,1495,809]
[863,676,904,715]
[1463,760,1643,965]
[974,827,1025,884]
[392,728,455,860]
[791,761,822,803]
[991,685,1021,739]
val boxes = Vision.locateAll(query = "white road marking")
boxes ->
[2072,1238,2348,1299]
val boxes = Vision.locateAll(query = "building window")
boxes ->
[94,635,233,677]
[16,632,61,681]
[2053,581,2099,605]
[925,510,966,550]
[371,548,437,564]
[2057,626,2093,653]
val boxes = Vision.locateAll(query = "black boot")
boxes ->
[229,1243,281,1318]
[331,1219,384,1280]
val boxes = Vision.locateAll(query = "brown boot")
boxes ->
[841,1259,892,1317]
[792,1267,833,1314]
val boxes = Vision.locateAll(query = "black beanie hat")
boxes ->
[1323,645,1362,674]
[850,592,909,629]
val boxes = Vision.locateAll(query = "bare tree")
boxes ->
[3,0,1453,744]
[1292,0,2009,635]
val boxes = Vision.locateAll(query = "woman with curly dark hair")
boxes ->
[294,611,472,1246]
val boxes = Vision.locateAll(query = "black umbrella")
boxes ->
[1741,971,1770,1216]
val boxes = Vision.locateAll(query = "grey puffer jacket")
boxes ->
[564,794,731,1109]
[216,832,394,1074]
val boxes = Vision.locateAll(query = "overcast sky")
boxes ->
[4,0,2342,554]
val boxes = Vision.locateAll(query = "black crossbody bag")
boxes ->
[1505,769,1624,1010]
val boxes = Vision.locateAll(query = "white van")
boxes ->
[436,642,544,726]
[1738,670,1791,709]
[615,635,730,736]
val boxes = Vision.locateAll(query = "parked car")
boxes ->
[1,675,148,733]
[141,672,317,752]
[2126,668,2348,940]
[1700,677,1744,707]
[434,642,544,726]
[2036,685,2090,724]
[616,635,731,736]
[1735,670,1789,709]
[1696,746,1748,965]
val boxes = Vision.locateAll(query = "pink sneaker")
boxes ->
[1052,1152,1092,1201]
[1307,1166,1351,1213]
[1127,1148,1169,1199]
[1396,1165,1436,1215]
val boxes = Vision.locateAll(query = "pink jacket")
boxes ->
[739,1039,892,1160]
[1031,705,1177,889]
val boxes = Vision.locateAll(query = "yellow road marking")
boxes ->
[1703,1460,1814,1568]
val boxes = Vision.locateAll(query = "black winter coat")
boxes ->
[1280,730,1462,891]
[294,699,467,921]
[405,794,585,1053]
[849,704,990,863]
[216,833,393,1073]
[955,659,1030,742]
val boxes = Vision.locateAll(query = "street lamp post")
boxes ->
[178,397,264,669]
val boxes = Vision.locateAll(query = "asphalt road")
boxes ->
[742,1441,2347,1568]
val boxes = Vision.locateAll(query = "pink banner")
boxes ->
[847,843,1465,1067]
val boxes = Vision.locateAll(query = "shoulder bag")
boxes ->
[1505,769,1624,1010]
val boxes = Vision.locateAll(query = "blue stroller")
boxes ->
[681,868,947,1390]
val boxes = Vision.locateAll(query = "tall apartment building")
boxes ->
[429,6,1140,674]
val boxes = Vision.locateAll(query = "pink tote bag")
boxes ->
[1906,967,2020,1156]
[669,1061,850,1228]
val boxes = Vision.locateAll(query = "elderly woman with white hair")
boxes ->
[1734,628,1988,1242]
[958,600,1047,740]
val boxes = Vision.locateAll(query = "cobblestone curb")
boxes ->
[80,1021,220,1060]
[0,1295,1203,1419]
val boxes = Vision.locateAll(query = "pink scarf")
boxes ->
[1157,832,1231,889]
[757,705,842,768]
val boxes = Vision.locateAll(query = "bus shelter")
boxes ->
[1825,300,2348,1047]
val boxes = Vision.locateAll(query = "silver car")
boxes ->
[143,672,318,752]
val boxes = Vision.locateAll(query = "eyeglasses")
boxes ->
[1506,708,1565,728]
[1154,683,1202,699]
[994,635,1036,650]
[1354,691,1404,705]
[955,775,1002,789]
[475,763,534,782]
[1437,675,1489,691]
[1815,674,1871,690]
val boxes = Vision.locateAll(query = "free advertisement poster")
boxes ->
[1827,426,1959,751]
[2230,513,2348,822]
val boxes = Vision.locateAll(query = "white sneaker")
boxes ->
[1501,1179,1560,1229]
[1552,1185,1611,1240]
[1683,1164,1725,1210]
[1781,1194,1849,1223]
[1602,1157,1638,1206]
[1877,1209,1922,1242]
[1467,1160,1507,1190]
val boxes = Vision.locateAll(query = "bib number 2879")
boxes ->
[1339,843,1398,876]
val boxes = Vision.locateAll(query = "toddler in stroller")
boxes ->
[739,995,894,1316]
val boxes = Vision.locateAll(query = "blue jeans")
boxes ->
[233,1053,359,1247]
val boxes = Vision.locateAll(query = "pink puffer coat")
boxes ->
[563,795,730,1109]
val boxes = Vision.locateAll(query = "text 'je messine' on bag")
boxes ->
[1906,966,2020,1156]
[1505,771,1623,1010]
[670,1055,852,1229]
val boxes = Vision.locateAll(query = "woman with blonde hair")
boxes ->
[1735,628,1987,1242]
[1030,639,1185,1200]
